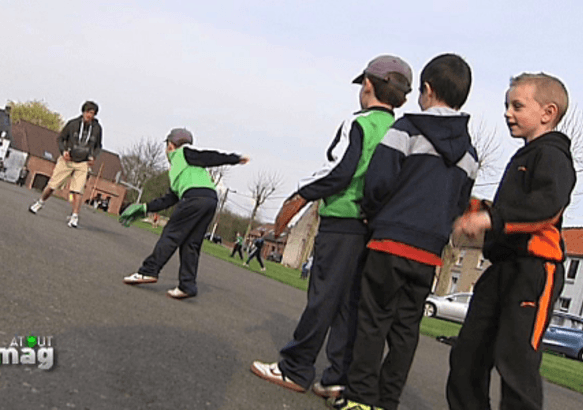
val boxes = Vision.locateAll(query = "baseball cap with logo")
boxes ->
[165,128,195,147]
[352,55,413,92]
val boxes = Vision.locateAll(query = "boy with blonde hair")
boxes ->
[447,73,576,410]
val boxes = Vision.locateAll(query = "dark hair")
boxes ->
[81,101,99,115]
[420,54,472,109]
[366,72,410,108]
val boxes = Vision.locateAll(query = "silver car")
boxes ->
[424,292,473,323]
[542,311,583,361]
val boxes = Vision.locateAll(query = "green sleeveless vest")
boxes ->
[319,110,395,219]
[168,146,216,199]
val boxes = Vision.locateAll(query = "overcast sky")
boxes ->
[2,1,583,224]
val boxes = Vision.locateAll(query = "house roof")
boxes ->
[563,228,583,257]
[11,120,123,182]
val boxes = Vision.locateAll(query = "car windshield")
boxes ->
[550,314,583,330]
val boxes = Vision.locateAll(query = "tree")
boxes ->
[243,171,284,240]
[8,100,64,132]
[558,105,583,172]
[208,165,230,186]
[120,137,167,202]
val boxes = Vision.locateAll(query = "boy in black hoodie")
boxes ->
[447,73,576,410]
[332,54,478,410]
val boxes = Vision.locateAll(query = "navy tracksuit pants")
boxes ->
[138,195,217,296]
[278,230,367,390]
[447,257,564,410]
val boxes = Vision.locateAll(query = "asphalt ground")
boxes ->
[0,181,581,410]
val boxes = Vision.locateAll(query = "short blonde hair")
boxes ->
[510,73,569,126]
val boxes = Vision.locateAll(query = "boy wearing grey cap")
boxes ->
[251,55,412,397]
[331,54,478,410]
[120,128,248,299]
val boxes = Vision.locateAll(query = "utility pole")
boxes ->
[210,187,233,241]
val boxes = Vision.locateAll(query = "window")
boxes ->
[476,255,486,270]
[455,251,466,266]
[558,297,571,312]
[450,275,459,293]
[567,259,579,280]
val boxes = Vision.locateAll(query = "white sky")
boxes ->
[2,0,583,224]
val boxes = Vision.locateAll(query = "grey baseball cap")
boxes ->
[353,55,413,88]
[165,128,193,146]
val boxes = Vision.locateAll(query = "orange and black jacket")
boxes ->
[483,131,576,263]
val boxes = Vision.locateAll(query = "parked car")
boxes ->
[423,292,473,323]
[542,311,583,361]
[267,252,282,263]
[204,233,222,244]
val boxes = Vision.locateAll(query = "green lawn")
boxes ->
[123,222,583,395]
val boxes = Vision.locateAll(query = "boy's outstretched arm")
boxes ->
[183,147,247,167]
[144,189,180,213]
[297,122,363,201]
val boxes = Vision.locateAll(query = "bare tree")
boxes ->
[243,171,284,241]
[557,104,583,172]
[120,137,167,201]
[208,165,230,186]
[470,119,502,180]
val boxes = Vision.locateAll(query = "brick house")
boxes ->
[558,228,583,316]
[10,120,127,214]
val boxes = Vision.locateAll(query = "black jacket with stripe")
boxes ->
[484,132,576,263]
[362,108,479,256]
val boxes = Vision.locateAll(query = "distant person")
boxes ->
[331,53,477,410]
[244,232,266,271]
[17,166,28,187]
[447,73,576,410]
[120,128,249,299]
[28,101,103,228]
[230,232,244,259]
[300,256,313,280]
[151,212,160,229]
[251,54,412,400]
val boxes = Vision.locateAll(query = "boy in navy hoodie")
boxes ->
[447,73,576,410]
[332,54,478,410]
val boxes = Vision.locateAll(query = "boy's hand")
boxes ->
[453,211,492,240]
[119,203,147,227]
[63,151,71,161]
[239,156,250,164]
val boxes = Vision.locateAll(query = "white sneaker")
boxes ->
[312,381,345,398]
[123,273,158,284]
[29,201,43,214]
[250,361,306,393]
[67,214,79,228]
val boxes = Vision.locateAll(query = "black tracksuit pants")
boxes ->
[447,257,564,410]
[138,195,217,296]
[246,249,264,268]
[278,230,367,390]
[344,251,435,410]
[231,244,243,259]
[344,250,435,410]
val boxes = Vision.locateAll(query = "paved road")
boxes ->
[0,181,581,410]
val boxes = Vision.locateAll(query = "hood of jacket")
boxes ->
[405,111,471,166]
[515,131,572,160]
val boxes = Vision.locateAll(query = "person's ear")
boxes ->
[542,102,559,126]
